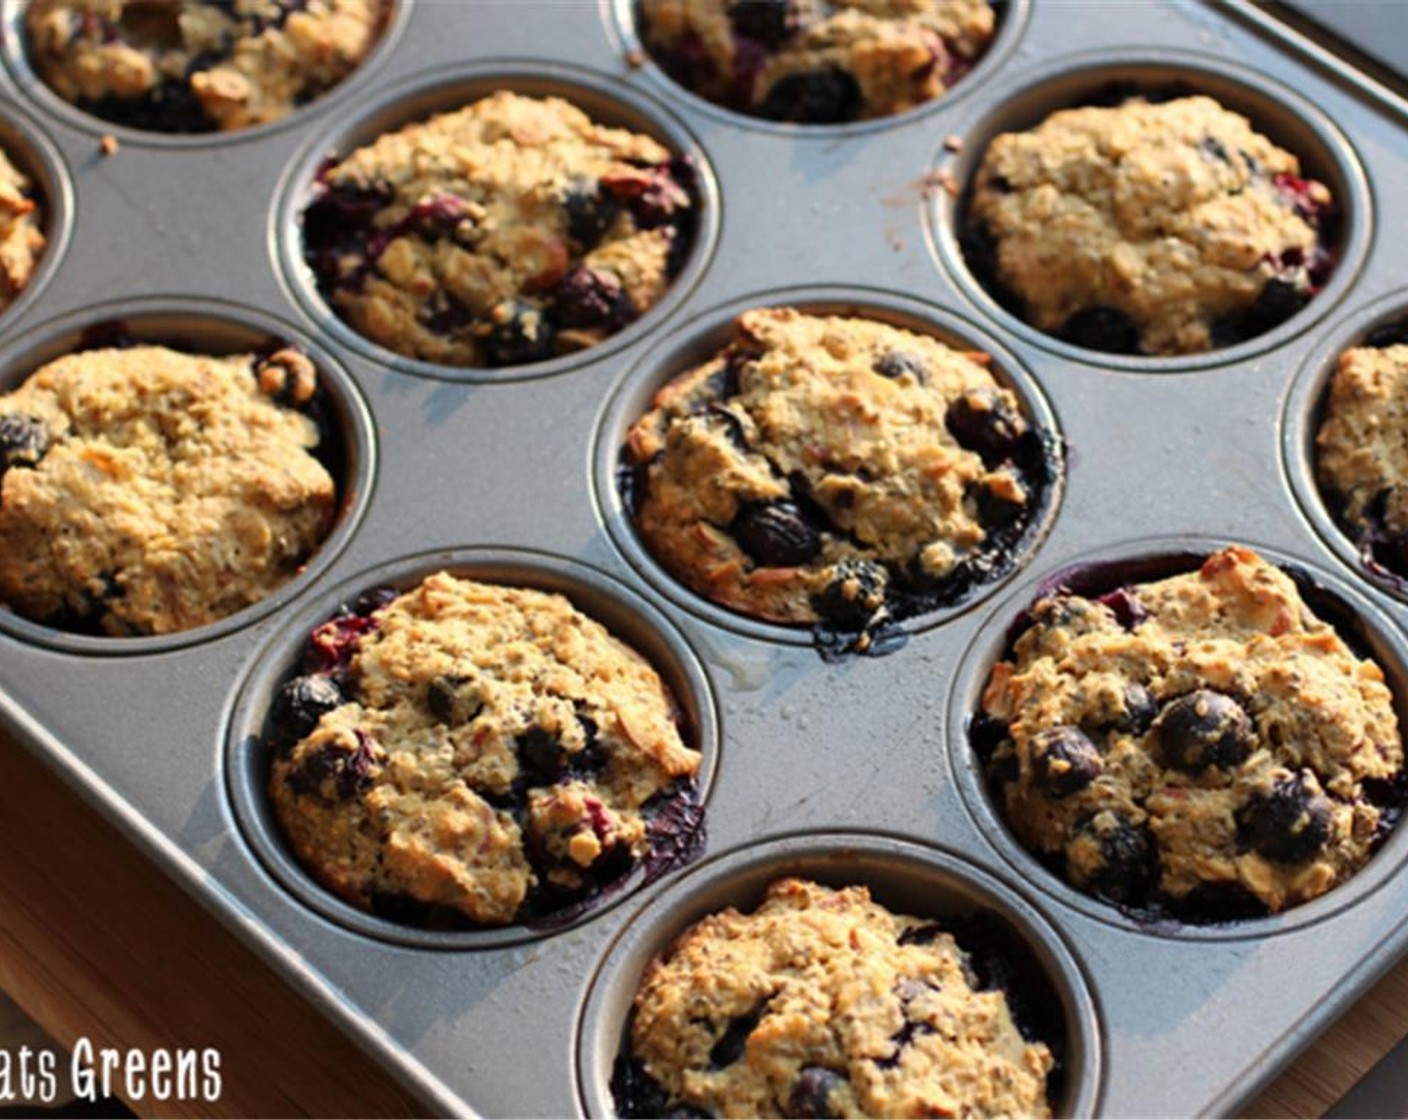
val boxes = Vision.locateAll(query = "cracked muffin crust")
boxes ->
[964,95,1336,356]
[613,877,1054,1118]
[24,0,388,133]
[622,307,1052,653]
[1315,337,1408,581]
[301,91,698,368]
[0,146,46,316]
[637,0,996,124]
[0,344,335,637]
[975,546,1404,920]
[267,572,703,928]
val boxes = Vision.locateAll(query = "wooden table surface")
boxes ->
[1,728,1405,1119]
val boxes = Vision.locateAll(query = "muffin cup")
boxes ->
[928,50,1371,371]
[1285,289,1408,604]
[946,537,1408,938]
[225,545,720,950]
[576,832,1102,1118]
[273,59,720,383]
[0,0,411,146]
[592,285,1064,651]
[0,102,71,329]
[0,296,375,655]
[606,0,1033,135]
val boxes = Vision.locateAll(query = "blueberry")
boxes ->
[897,923,943,946]
[1365,321,1408,349]
[971,480,1026,532]
[1096,587,1147,631]
[628,163,693,230]
[562,177,619,248]
[945,390,1024,467]
[1243,278,1310,336]
[483,302,557,367]
[1199,136,1233,165]
[1073,812,1154,905]
[270,675,344,740]
[706,404,749,451]
[352,586,399,617]
[709,1010,761,1067]
[1058,307,1142,353]
[427,675,483,726]
[1116,683,1158,736]
[1031,726,1101,797]
[568,711,608,778]
[729,0,799,47]
[757,68,862,125]
[873,350,928,383]
[786,1067,846,1119]
[0,414,49,474]
[517,727,568,782]
[730,500,823,567]
[968,712,1011,761]
[811,558,887,627]
[552,266,632,330]
[1238,770,1334,862]
[1154,690,1255,772]
[287,731,376,800]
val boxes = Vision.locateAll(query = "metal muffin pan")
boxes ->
[3,1,1408,1115]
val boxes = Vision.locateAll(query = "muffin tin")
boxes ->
[4,1,1408,1115]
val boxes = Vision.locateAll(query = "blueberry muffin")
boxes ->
[622,308,1052,652]
[0,345,335,636]
[637,0,996,124]
[301,91,698,368]
[267,573,703,928]
[0,146,45,315]
[964,95,1336,355]
[975,546,1403,919]
[613,878,1054,1118]
[23,0,388,133]
[1315,336,1408,580]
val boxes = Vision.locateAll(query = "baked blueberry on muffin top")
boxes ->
[0,145,46,316]
[0,344,335,637]
[301,91,698,368]
[964,95,1336,355]
[637,0,997,124]
[622,308,1054,654]
[268,573,704,928]
[975,546,1403,920]
[1315,333,1408,582]
[614,878,1054,1118]
[24,0,389,133]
